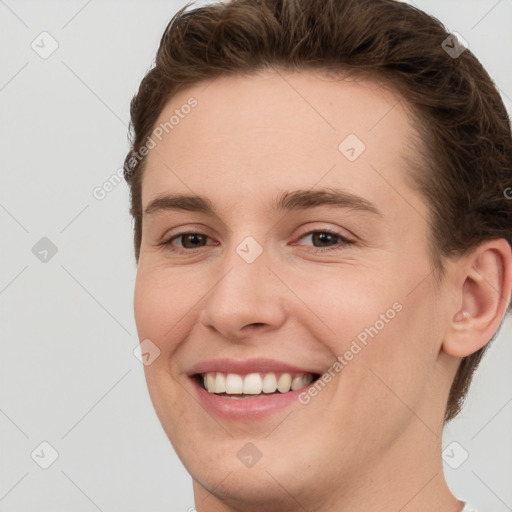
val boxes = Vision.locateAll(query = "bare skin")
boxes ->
[133,69,512,512]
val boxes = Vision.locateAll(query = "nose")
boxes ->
[198,246,289,341]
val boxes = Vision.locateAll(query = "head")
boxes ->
[124,0,512,509]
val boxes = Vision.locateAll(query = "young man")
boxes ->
[123,0,512,510]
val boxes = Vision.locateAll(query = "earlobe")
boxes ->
[443,239,512,358]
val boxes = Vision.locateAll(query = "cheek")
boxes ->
[345,290,440,419]
[133,266,194,344]
[296,267,403,350]
[305,267,438,404]
[134,268,193,439]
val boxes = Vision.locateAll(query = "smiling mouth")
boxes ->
[193,371,321,398]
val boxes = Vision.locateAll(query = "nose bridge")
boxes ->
[199,234,289,338]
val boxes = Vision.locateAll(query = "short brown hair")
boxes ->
[123,0,512,422]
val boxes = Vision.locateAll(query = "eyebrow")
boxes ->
[143,188,382,217]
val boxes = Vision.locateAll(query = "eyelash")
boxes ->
[158,229,355,254]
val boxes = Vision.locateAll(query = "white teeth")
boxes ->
[214,372,226,393]
[225,374,243,394]
[277,373,292,393]
[262,373,277,393]
[202,372,314,395]
[291,374,307,390]
[243,373,262,394]
[206,373,216,392]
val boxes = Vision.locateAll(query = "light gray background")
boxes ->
[1,0,511,510]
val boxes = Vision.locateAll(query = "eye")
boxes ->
[296,229,354,252]
[158,229,355,254]
[159,232,212,251]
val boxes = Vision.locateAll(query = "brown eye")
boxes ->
[298,230,354,251]
[161,232,211,250]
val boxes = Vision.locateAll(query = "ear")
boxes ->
[443,239,512,358]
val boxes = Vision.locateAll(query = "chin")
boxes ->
[191,466,305,512]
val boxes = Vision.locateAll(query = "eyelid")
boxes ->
[291,229,355,251]
[294,223,355,242]
[159,231,215,249]
[158,223,213,244]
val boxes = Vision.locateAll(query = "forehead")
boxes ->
[141,69,423,218]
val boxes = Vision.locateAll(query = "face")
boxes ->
[134,70,456,511]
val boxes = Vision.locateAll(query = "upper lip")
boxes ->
[188,358,322,376]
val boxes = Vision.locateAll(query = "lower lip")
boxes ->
[190,377,311,420]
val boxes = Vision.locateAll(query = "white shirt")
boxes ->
[461,501,478,511]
